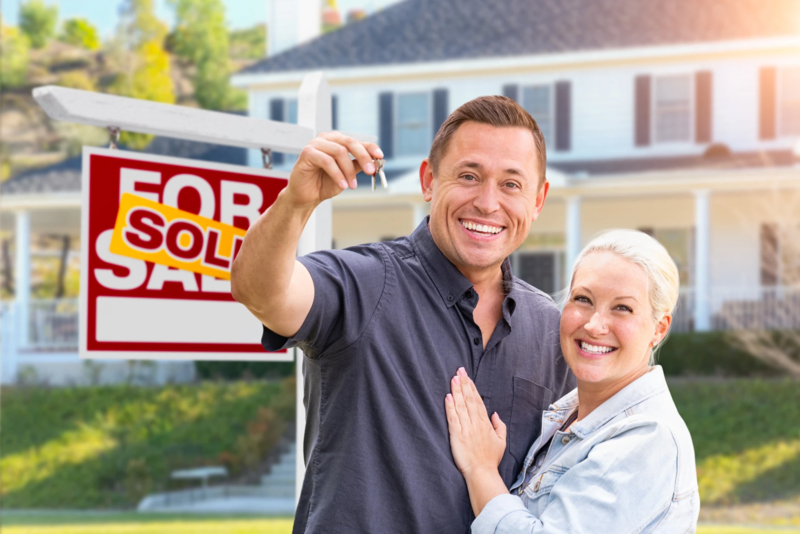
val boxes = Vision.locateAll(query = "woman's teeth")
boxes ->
[580,341,616,354]
[460,220,502,235]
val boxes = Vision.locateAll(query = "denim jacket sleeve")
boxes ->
[472,418,678,534]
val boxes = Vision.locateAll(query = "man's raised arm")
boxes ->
[230,132,383,338]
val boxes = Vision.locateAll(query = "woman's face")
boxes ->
[560,251,670,389]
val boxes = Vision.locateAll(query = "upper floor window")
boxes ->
[780,66,800,136]
[396,93,430,157]
[653,74,693,143]
[521,85,553,143]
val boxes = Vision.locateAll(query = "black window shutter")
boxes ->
[695,71,713,144]
[634,75,651,147]
[760,66,777,140]
[502,84,519,102]
[331,95,338,131]
[379,92,394,159]
[554,81,571,152]
[269,98,285,165]
[432,88,449,139]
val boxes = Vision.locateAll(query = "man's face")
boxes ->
[420,122,548,278]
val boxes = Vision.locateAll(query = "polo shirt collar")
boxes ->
[411,217,516,315]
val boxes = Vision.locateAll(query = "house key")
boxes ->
[371,158,387,191]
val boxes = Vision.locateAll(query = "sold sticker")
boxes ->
[110,192,245,280]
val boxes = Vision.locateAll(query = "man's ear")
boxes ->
[531,179,550,221]
[420,159,434,202]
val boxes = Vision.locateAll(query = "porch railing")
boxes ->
[673,286,800,333]
[27,298,79,350]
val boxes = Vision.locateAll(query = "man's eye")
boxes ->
[462,174,477,181]
[504,182,520,189]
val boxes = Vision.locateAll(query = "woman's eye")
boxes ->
[574,295,591,304]
[615,305,633,313]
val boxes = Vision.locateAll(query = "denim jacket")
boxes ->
[472,366,699,534]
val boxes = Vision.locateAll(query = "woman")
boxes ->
[445,229,699,533]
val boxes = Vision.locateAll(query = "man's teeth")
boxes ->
[580,341,616,354]
[460,220,503,234]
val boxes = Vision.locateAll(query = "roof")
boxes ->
[240,0,800,75]
[1,138,247,196]
[548,149,800,176]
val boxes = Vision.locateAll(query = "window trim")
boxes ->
[651,73,695,145]
[777,64,800,138]
[394,91,432,158]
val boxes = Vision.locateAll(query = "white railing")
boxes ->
[27,298,79,350]
[674,286,800,332]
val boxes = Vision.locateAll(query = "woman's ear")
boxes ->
[652,313,672,346]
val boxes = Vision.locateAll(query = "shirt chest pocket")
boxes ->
[509,376,554,464]
[524,466,568,515]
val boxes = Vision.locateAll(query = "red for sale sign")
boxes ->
[79,147,291,360]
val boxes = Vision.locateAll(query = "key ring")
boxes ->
[371,158,387,191]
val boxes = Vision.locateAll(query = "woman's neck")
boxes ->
[575,366,651,422]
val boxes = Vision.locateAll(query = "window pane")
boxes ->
[654,75,691,142]
[396,93,430,156]
[522,85,552,142]
[780,66,800,136]
[654,228,692,286]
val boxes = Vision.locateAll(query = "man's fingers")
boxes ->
[320,132,384,189]
[312,138,359,187]
[445,393,462,435]
[305,148,348,190]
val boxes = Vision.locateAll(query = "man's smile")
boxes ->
[458,218,506,238]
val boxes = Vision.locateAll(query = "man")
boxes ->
[231,96,575,533]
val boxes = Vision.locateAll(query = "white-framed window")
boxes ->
[653,74,693,143]
[779,66,800,136]
[395,92,430,157]
[521,85,553,142]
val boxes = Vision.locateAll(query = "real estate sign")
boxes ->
[80,147,290,360]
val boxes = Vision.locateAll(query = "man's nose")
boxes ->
[473,182,500,213]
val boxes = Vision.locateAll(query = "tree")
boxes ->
[110,0,175,150]
[0,25,30,88]
[720,184,800,376]
[169,0,243,110]
[59,18,101,50]
[229,24,266,60]
[19,0,58,49]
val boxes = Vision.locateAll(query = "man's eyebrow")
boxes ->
[458,161,526,176]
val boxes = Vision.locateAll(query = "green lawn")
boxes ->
[0,513,798,534]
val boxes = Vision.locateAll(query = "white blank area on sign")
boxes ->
[96,297,263,344]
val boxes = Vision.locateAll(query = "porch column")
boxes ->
[565,196,582,281]
[412,202,428,228]
[693,190,711,332]
[15,210,31,347]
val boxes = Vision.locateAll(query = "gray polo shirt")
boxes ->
[262,219,575,534]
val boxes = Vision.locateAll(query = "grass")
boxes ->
[669,378,800,507]
[0,513,798,534]
[0,379,294,509]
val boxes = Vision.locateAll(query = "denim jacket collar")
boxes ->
[549,366,670,440]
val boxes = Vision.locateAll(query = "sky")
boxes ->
[1,0,398,37]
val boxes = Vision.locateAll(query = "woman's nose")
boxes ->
[584,311,608,335]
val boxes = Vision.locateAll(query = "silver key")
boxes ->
[371,159,387,191]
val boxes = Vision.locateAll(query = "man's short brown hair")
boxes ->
[428,95,547,185]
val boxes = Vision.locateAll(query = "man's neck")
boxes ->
[459,264,505,297]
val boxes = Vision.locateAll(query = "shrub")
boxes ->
[19,0,58,49]
[59,18,101,50]
[657,331,782,377]
[0,25,31,89]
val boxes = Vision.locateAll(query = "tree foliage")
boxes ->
[0,25,30,88]
[169,0,241,110]
[59,18,101,50]
[111,0,175,150]
[229,24,266,60]
[19,0,58,49]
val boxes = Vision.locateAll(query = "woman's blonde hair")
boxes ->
[568,229,680,361]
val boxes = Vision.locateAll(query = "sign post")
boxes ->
[33,72,369,507]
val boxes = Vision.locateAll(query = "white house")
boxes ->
[233,0,800,333]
